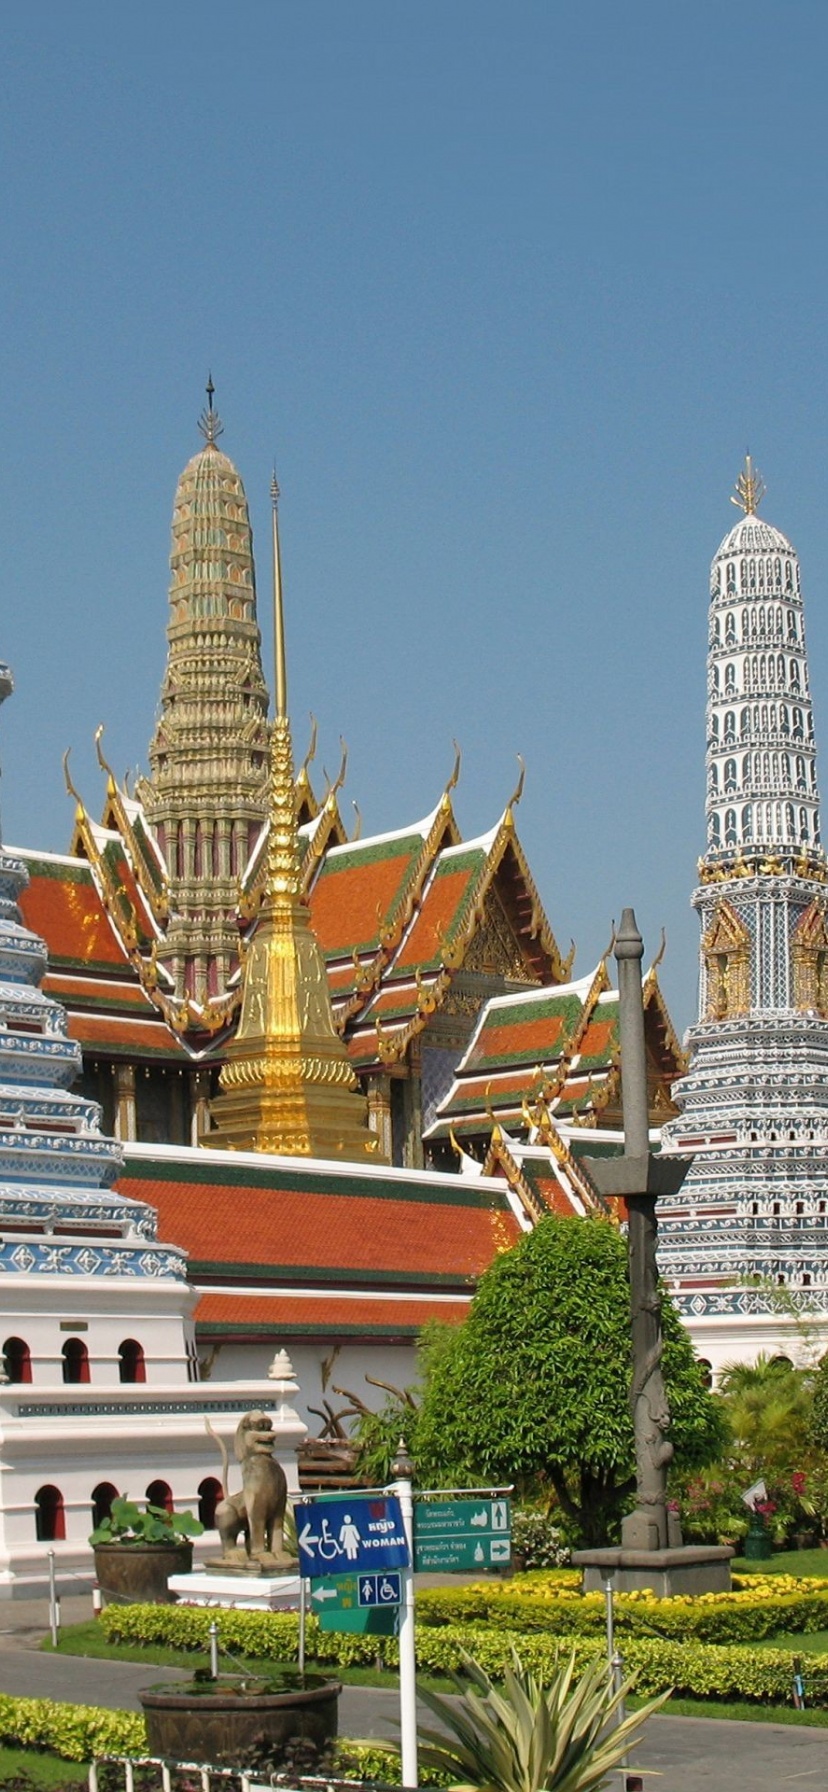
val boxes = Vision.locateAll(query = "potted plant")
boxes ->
[90,1495,203,1605]
[140,1665,341,1769]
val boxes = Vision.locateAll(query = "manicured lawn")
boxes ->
[0,1745,86,1788]
[644,1696,828,1727]
[754,1628,828,1654]
[48,1621,455,1693]
[733,1548,828,1576]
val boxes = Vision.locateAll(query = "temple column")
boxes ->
[114,1063,136,1142]
[366,1074,393,1161]
[191,1069,212,1144]
[403,1046,424,1169]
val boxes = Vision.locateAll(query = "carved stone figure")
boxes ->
[207,1410,297,1573]
[625,1194,673,1549]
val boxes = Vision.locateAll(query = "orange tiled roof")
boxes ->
[71,1013,185,1056]
[309,837,426,956]
[118,1154,520,1281]
[394,866,477,969]
[19,858,128,969]
[44,972,154,1010]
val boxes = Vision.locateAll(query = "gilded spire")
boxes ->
[730,453,766,517]
[139,403,269,1009]
[209,471,383,1161]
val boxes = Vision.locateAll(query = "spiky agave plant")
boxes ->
[415,1649,667,1792]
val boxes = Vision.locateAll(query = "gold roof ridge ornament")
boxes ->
[209,467,383,1161]
[730,452,766,517]
[198,373,224,448]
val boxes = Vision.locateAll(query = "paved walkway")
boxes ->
[0,1595,826,1788]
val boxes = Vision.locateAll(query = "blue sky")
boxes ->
[2,2,828,1033]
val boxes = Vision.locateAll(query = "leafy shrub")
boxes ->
[0,1696,145,1762]
[416,1571,828,1643]
[99,1596,828,1703]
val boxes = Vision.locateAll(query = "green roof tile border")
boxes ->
[191,1260,476,1287]
[122,1153,513,1210]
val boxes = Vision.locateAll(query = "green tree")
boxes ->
[358,1216,725,1546]
[806,1353,828,1460]
[718,1353,812,1487]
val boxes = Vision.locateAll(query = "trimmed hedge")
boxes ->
[100,1602,828,1706]
[0,1694,145,1762]
[0,1693,407,1783]
[417,1573,828,1643]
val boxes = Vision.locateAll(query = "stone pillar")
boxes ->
[366,1074,393,1161]
[191,1069,212,1145]
[405,1044,424,1170]
[114,1063,136,1142]
[615,910,671,1552]
[574,909,732,1594]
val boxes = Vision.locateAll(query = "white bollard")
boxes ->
[47,1548,59,1647]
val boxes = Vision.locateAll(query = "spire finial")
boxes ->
[271,469,286,720]
[198,372,224,446]
[731,452,765,516]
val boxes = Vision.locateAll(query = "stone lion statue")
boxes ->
[206,1410,296,1571]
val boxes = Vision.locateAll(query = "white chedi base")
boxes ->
[168,1570,302,1610]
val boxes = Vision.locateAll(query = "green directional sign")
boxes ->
[414,1497,512,1573]
[309,1573,398,1634]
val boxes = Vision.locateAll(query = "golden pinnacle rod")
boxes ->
[271,473,287,720]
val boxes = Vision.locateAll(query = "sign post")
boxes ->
[392,1441,418,1790]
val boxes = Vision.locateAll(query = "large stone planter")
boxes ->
[94,1541,193,1605]
[139,1672,341,1768]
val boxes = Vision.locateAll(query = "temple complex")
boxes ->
[660,459,828,1372]
[1,393,690,1517]
[17,394,678,1173]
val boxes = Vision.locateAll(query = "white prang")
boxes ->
[659,481,828,1379]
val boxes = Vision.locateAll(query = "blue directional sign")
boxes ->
[297,1495,409,1577]
[358,1571,401,1607]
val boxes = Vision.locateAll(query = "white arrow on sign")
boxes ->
[311,1585,338,1604]
[299,1522,321,1552]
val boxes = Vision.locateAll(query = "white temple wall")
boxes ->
[0,1382,306,1596]
[0,1275,198,1386]
[207,1339,419,1433]
[684,1309,828,1384]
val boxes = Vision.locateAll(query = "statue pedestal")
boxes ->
[572,1544,733,1597]
[168,1570,302,1611]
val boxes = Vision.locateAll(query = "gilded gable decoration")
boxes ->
[792,900,828,1015]
[702,899,750,1019]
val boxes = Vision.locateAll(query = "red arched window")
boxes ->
[3,1336,32,1383]
[118,1339,146,1384]
[35,1485,65,1542]
[197,1476,223,1529]
[146,1479,173,1514]
[91,1482,119,1529]
[62,1339,90,1384]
